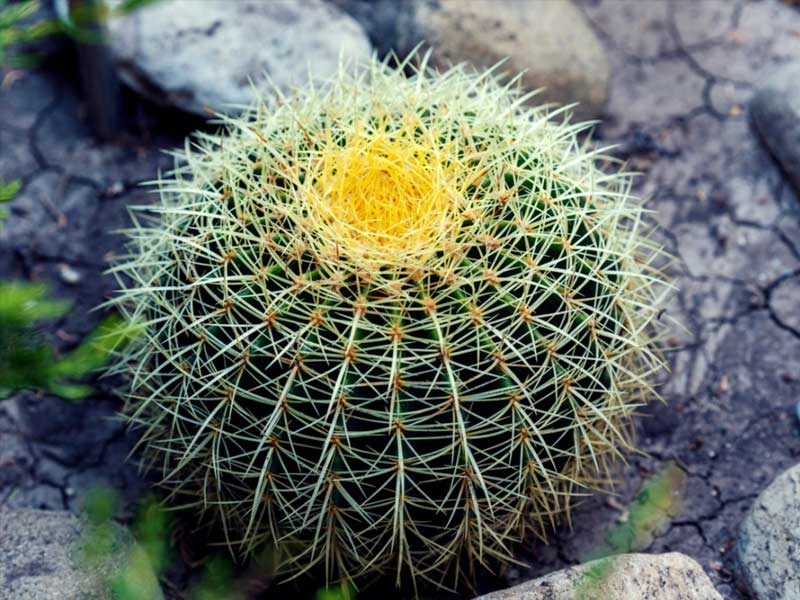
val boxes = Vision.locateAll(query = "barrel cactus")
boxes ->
[109,55,669,589]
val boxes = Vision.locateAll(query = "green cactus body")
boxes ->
[109,56,669,589]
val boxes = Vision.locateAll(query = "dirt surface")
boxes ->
[1,1,800,599]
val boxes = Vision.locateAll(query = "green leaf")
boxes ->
[0,1,51,68]
[115,0,162,15]
[0,179,21,202]
[0,281,70,325]
[0,1,39,29]
[83,485,119,526]
[111,544,163,600]
[49,315,140,379]
[0,281,139,401]
[189,557,241,600]
[46,381,94,401]
[132,498,171,575]
[316,584,356,600]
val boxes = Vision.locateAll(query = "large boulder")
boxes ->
[751,62,800,195]
[737,463,800,600]
[474,553,722,600]
[108,0,372,116]
[0,508,162,600]
[333,0,609,121]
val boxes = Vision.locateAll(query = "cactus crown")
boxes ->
[108,54,670,592]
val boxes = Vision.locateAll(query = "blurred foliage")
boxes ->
[132,496,171,577]
[188,557,242,600]
[575,463,687,598]
[0,0,58,68]
[64,0,162,44]
[0,178,21,222]
[80,486,249,600]
[316,583,356,600]
[0,0,162,68]
[81,487,165,600]
[79,485,365,599]
[0,280,136,400]
[0,178,20,200]
[113,0,162,14]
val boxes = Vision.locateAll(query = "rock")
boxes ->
[108,0,372,116]
[737,463,800,600]
[0,508,163,600]
[751,62,800,194]
[334,0,609,121]
[474,553,722,600]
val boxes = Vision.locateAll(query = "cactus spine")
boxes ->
[108,54,669,590]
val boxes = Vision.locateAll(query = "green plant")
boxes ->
[316,582,355,600]
[575,463,686,598]
[80,485,253,600]
[81,487,170,600]
[0,179,135,400]
[0,0,161,68]
[0,280,131,400]
[0,0,57,68]
[0,178,21,222]
[108,54,670,590]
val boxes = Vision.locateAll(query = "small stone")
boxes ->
[474,553,723,600]
[105,181,125,198]
[737,463,800,600]
[108,0,372,116]
[0,508,163,600]
[717,374,730,395]
[58,263,82,285]
[751,62,800,194]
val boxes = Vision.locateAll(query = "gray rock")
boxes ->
[334,0,609,121]
[751,62,800,194]
[474,553,722,600]
[108,0,372,116]
[737,463,800,600]
[0,508,163,600]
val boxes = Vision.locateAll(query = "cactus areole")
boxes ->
[109,55,669,590]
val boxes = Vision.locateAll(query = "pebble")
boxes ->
[58,263,82,285]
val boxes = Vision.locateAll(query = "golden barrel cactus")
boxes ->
[109,55,669,590]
